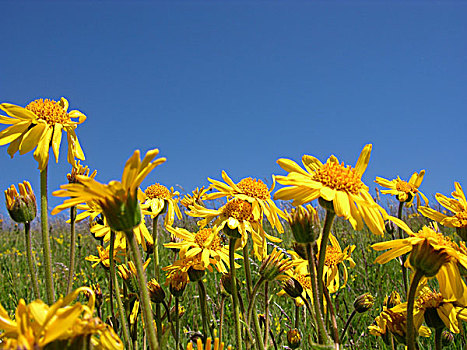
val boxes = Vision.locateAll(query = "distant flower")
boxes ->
[275,144,388,236]
[181,186,209,209]
[375,170,428,207]
[141,183,182,226]
[205,171,285,233]
[0,97,86,170]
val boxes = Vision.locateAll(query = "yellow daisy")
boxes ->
[164,226,231,273]
[141,183,182,226]
[180,186,209,209]
[187,199,281,259]
[0,97,86,170]
[51,148,166,233]
[375,170,428,207]
[419,182,467,235]
[85,245,124,269]
[274,144,388,236]
[205,171,286,233]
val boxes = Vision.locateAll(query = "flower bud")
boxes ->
[282,278,303,299]
[148,279,166,304]
[353,293,375,313]
[287,328,302,349]
[441,330,454,347]
[259,249,294,281]
[93,283,103,309]
[221,273,238,295]
[5,181,37,223]
[169,271,188,297]
[286,205,319,243]
[67,161,97,184]
[101,191,142,233]
[187,267,205,282]
[409,239,450,277]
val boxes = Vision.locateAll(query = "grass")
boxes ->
[0,205,466,349]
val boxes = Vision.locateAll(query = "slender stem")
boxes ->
[229,238,243,350]
[407,269,424,350]
[294,304,300,329]
[324,286,339,344]
[397,201,409,296]
[110,231,132,350]
[66,206,77,295]
[263,282,269,347]
[126,229,160,350]
[155,304,163,345]
[246,277,266,350]
[306,242,330,344]
[198,280,213,339]
[219,295,225,344]
[317,210,335,313]
[25,222,40,299]
[434,328,443,350]
[40,166,54,304]
[152,216,160,281]
[175,296,180,350]
[340,310,356,342]
[243,245,253,300]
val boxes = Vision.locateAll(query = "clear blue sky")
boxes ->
[1,0,466,215]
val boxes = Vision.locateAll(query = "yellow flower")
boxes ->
[274,144,388,236]
[375,170,428,207]
[164,227,231,273]
[52,148,166,232]
[141,183,182,225]
[186,337,229,350]
[0,287,122,349]
[187,199,281,259]
[259,248,296,281]
[0,98,86,170]
[205,172,285,233]
[181,186,209,209]
[372,225,467,298]
[67,160,97,183]
[85,245,123,269]
[419,182,467,232]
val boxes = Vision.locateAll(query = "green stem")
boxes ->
[243,245,253,300]
[397,201,409,296]
[407,269,424,350]
[175,297,180,350]
[110,231,132,350]
[263,282,269,347]
[219,295,225,344]
[317,209,335,313]
[126,229,160,350]
[246,277,266,350]
[340,310,356,342]
[434,327,443,350]
[306,242,330,344]
[40,166,54,304]
[294,304,300,329]
[66,206,77,295]
[152,216,160,281]
[198,280,213,339]
[25,222,40,299]
[324,286,339,344]
[229,238,243,350]
[155,304,163,345]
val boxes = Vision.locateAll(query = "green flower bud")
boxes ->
[441,330,454,347]
[187,266,205,282]
[286,205,319,243]
[287,328,302,349]
[148,279,166,304]
[353,293,375,313]
[5,181,37,223]
[282,277,304,299]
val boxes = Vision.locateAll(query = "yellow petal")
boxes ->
[19,122,47,155]
[354,144,372,177]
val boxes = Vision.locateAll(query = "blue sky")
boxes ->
[1,1,466,215]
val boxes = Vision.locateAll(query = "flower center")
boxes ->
[223,199,255,221]
[453,210,467,228]
[26,98,69,125]
[396,180,417,194]
[237,178,270,200]
[312,162,364,194]
[295,274,312,290]
[416,289,443,309]
[324,246,343,267]
[145,183,171,200]
[194,228,213,247]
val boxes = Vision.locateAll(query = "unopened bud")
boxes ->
[354,293,374,313]
[282,278,303,299]
[287,328,302,349]
[169,271,188,297]
[187,267,205,282]
[5,181,37,223]
[148,279,166,303]
[286,205,319,243]
[441,330,454,347]
[221,273,238,295]
[259,249,294,281]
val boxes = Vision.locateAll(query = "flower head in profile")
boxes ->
[375,170,428,207]
[85,245,124,269]
[205,171,286,233]
[187,199,281,259]
[67,161,97,184]
[141,183,182,226]
[0,97,86,170]
[181,186,209,209]
[52,148,166,233]
[419,182,467,240]
[274,144,388,236]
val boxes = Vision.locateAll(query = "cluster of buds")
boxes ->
[4,181,37,223]
[259,248,295,281]
[286,205,319,244]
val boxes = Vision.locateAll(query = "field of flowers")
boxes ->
[1,98,467,350]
